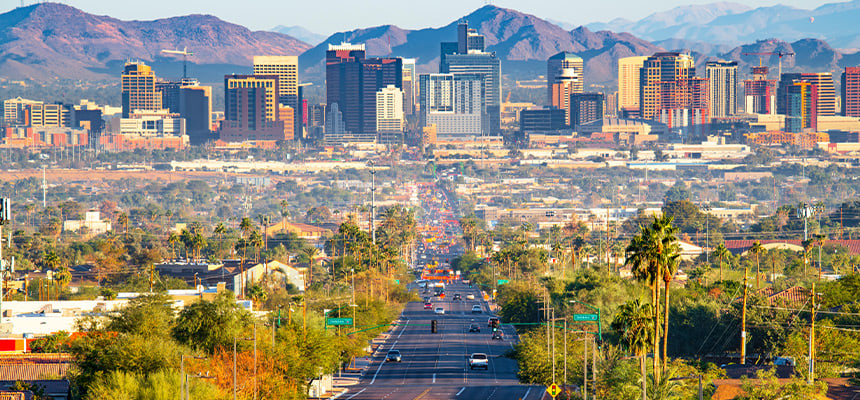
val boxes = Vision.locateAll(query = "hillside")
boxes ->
[0,2,310,81]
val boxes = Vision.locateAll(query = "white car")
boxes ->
[434,307,445,315]
[471,305,482,313]
[466,294,475,300]
[469,353,489,370]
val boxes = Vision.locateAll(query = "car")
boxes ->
[471,305,482,313]
[469,324,481,332]
[488,317,500,328]
[386,350,402,362]
[434,307,445,315]
[492,330,504,340]
[423,296,431,303]
[453,293,462,301]
[469,353,489,370]
[424,302,433,309]
[466,294,475,300]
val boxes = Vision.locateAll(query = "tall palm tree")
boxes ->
[749,241,764,289]
[653,215,681,374]
[303,246,319,286]
[712,243,730,281]
[213,222,226,259]
[249,230,263,263]
[626,224,662,380]
[612,299,654,400]
[814,234,826,280]
[191,232,206,261]
[117,212,129,238]
[240,217,254,239]
[802,238,815,276]
[167,232,179,260]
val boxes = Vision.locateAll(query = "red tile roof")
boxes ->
[724,239,860,255]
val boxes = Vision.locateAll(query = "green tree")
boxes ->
[712,243,730,282]
[612,299,654,400]
[172,292,254,353]
[749,241,765,289]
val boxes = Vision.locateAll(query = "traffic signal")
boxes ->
[431,319,438,333]
[0,198,9,225]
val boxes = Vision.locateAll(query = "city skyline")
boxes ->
[0,0,839,37]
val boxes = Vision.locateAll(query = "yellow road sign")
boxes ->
[546,383,561,397]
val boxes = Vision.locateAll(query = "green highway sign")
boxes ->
[573,313,598,322]
[497,279,510,285]
[394,279,400,284]
[326,318,353,326]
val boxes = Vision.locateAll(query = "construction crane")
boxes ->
[741,51,796,77]
[160,47,194,80]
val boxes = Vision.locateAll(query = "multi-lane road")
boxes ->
[344,282,541,400]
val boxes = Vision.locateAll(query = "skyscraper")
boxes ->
[402,58,417,115]
[419,73,483,139]
[639,52,695,121]
[655,77,709,132]
[376,85,405,143]
[440,21,501,135]
[842,66,860,117]
[618,56,648,116]
[705,61,738,118]
[220,74,286,142]
[325,42,402,140]
[121,62,162,118]
[778,72,835,117]
[785,80,817,133]
[548,52,584,99]
[570,93,604,129]
[253,56,299,109]
[550,82,574,126]
[744,66,776,114]
[158,79,213,145]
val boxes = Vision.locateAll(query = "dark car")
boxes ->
[469,324,481,332]
[453,293,462,301]
[386,350,402,362]
[492,330,504,340]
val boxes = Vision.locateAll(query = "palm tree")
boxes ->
[213,222,226,259]
[191,232,206,260]
[167,232,179,260]
[572,236,586,271]
[814,234,826,280]
[249,230,263,263]
[117,212,129,238]
[802,238,815,276]
[54,266,72,291]
[279,200,290,219]
[612,299,654,400]
[626,224,661,380]
[712,243,730,281]
[240,217,254,239]
[749,241,765,289]
[302,247,319,286]
[652,215,681,374]
[43,250,62,301]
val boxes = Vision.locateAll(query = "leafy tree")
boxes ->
[173,292,254,353]
[736,368,827,399]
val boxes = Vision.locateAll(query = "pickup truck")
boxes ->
[469,353,489,370]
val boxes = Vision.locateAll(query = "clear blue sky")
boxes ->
[9,0,836,34]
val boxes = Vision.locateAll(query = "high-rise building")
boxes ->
[604,92,618,118]
[419,73,483,139]
[618,56,648,116]
[785,80,817,133]
[376,85,405,139]
[121,62,162,118]
[519,108,567,132]
[457,21,485,54]
[842,67,860,117]
[253,56,299,109]
[325,42,402,140]
[548,52,584,98]
[705,61,738,118]
[778,72,835,117]
[220,74,286,142]
[158,79,213,145]
[27,104,70,128]
[655,78,709,132]
[439,21,501,135]
[279,105,295,141]
[639,52,695,121]
[550,82,575,126]
[3,97,42,126]
[744,66,776,114]
[402,58,417,115]
[571,93,604,129]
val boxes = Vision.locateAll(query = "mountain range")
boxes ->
[585,0,860,49]
[1,2,860,90]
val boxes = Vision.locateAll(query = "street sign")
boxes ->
[326,317,353,326]
[573,313,599,322]
[394,279,400,284]
[497,279,509,285]
[546,383,561,398]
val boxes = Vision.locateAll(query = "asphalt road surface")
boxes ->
[344,282,542,400]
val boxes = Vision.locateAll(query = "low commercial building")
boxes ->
[62,211,111,235]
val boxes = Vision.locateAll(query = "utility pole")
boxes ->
[741,268,748,365]
[808,283,817,385]
[583,331,588,400]
[369,161,376,243]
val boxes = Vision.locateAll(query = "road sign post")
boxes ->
[497,279,509,285]
[546,383,561,398]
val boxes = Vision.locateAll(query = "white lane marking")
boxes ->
[456,387,466,396]
[522,387,532,400]
[370,340,397,385]
[345,388,366,399]
[432,373,436,383]
[397,319,409,338]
